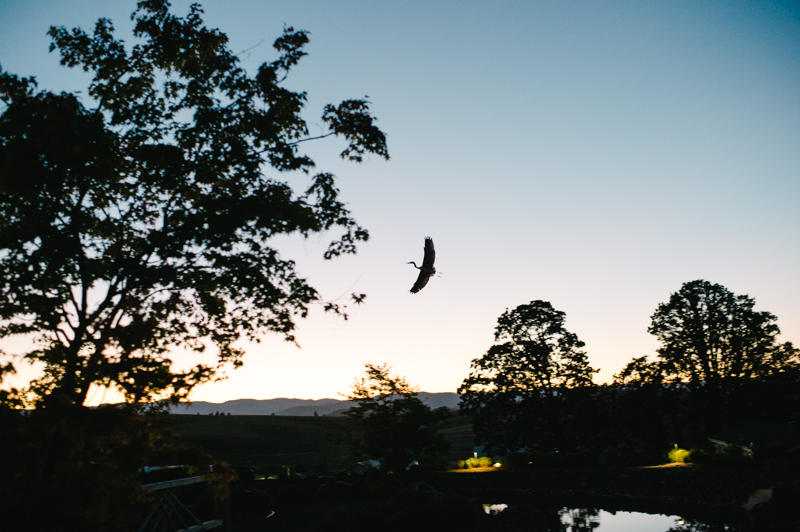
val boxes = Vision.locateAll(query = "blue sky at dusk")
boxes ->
[1,0,798,404]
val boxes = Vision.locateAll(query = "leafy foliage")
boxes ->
[465,456,493,468]
[612,355,663,385]
[343,363,451,471]
[668,447,691,463]
[458,301,598,454]
[0,0,387,406]
[648,280,798,383]
[459,301,597,395]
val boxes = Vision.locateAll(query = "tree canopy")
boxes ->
[0,0,388,407]
[611,355,663,385]
[458,301,598,454]
[459,300,598,397]
[343,363,450,471]
[648,280,797,384]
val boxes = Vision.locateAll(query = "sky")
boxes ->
[1,0,798,405]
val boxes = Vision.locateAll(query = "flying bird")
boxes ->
[408,237,436,294]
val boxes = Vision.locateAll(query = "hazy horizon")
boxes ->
[179,390,459,403]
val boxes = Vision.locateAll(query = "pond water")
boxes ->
[484,504,741,531]
[561,507,679,530]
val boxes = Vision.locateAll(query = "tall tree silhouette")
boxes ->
[459,301,598,454]
[648,280,797,384]
[0,0,387,406]
[343,363,450,471]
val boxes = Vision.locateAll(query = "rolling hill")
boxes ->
[169,392,461,416]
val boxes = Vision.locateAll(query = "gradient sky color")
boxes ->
[1,0,798,405]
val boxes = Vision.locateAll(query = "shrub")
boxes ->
[687,448,711,464]
[501,452,528,469]
[465,456,493,468]
[668,447,692,463]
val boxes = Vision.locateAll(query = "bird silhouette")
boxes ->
[408,237,436,294]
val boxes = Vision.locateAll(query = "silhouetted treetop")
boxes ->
[343,363,450,471]
[0,0,387,406]
[648,280,797,383]
[612,355,664,385]
[459,300,598,396]
[458,301,598,454]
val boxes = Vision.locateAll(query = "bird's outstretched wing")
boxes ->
[410,269,432,294]
[422,237,435,269]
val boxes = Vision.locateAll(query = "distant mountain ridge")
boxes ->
[169,392,461,416]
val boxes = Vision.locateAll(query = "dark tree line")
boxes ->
[343,363,451,472]
[460,281,799,463]
[458,300,598,456]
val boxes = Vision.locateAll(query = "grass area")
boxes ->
[167,413,475,474]
[434,414,476,460]
[168,415,356,474]
[451,466,499,473]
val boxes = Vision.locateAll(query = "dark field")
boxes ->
[167,413,475,473]
[163,415,800,531]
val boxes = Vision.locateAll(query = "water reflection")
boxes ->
[559,507,601,531]
[560,509,739,532]
[483,505,741,531]
[559,508,736,532]
[667,518,738,531]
